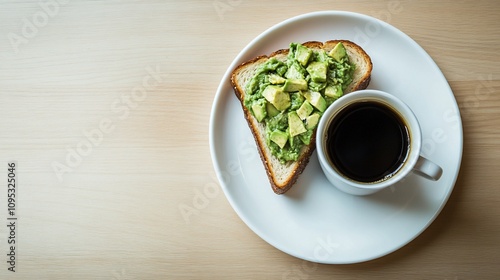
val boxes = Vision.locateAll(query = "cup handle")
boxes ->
[413,156,443,181]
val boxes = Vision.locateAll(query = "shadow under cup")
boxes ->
[317,90,427,196]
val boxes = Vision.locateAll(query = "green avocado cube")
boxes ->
[270,130,288,149]
[266,102,280,118]
[305,112,320,130]
[296,100,314,120]
[285,62,305,80]
[268,74,286,85]
[299,130,313,145]
[261,85,291,111]
[324,85,343,99]
[329,42,347,62]
[295,44,312,66]
[306,61,327,83]
[304,90,327,112]
[251,100,267,122]
[283,79,308,92]
[288,111,307,137]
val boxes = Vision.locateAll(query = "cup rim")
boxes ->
[316,89,422,190]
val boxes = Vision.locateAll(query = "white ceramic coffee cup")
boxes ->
[316,90,442,196]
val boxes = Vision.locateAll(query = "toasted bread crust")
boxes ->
[231,40,372,194]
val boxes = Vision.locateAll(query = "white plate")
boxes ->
[209,11,463,264]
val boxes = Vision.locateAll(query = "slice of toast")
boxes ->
[231,40,372,194]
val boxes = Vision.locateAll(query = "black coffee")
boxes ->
[326,101,410,183]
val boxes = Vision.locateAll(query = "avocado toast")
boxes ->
[231,40,372,194]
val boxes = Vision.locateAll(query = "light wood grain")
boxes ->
[0,0,499,279]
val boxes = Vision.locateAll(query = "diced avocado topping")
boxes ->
[288,111,307,137]
[305,112,320,130]
[266,102,280,118]
[270,130,288,149]
[295,44,312,66]
[243,42,355,163]
[329,42,347,62]
[285,61,306,80]
[299,129,313,145]
[304,90,327,112]
[306,61,327,83]
[251,99,267,122]
[283,79,308,92]
[262,85,291,111]
[324,85,343,99]
[296,100,314,120]
[290,92,304,110]
[269,74,286,85]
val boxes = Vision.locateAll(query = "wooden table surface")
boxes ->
[1,0,499,279]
